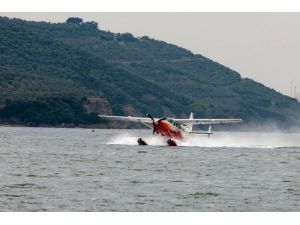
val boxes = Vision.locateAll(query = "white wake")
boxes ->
[107,131,300,148]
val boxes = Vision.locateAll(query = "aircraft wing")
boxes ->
[98,115,153,124]
[99,114,242,125]
[173,118,243,125]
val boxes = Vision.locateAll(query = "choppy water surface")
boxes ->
[0,127,299,211]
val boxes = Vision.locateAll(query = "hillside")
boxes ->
[0,16,300,128]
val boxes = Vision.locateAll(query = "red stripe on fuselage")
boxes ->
[154,120,183,139]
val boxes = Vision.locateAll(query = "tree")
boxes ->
[82,21,98,30]
[66,17,83,24]
[121,33,135,41]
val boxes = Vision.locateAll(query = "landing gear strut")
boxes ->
[137,138,148,145]
[167,139,177,146]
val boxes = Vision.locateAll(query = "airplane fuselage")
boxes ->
[153,120,184,139]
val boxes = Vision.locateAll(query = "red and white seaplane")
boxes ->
[99,113,242,146]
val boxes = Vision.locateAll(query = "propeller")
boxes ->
[147,113,166,134]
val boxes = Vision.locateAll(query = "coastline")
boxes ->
[0,122,143,129]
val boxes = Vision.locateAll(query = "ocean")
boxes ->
[0,127,299,211]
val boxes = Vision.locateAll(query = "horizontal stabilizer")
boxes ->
[189,131,214,135]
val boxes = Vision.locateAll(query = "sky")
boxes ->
[1,12,300,97]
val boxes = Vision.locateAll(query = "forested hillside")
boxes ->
[1,16,300,128]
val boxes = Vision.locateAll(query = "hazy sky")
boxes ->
[1,12,300,97]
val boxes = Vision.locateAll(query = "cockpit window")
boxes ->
[167,119,174,124]
[167,118,181,129]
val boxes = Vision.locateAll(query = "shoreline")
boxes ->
[0,122,144,130]
[1,123,299,133]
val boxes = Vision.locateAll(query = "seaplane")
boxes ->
[99,113,242,146]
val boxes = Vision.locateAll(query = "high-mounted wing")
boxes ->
[98,115,153,124]
[173,118,243,125]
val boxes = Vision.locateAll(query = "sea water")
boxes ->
[0,127,299,211]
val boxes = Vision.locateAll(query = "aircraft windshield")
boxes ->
[167,118,181,129]
[167,118,174,124]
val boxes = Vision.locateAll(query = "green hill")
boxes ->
[0,16,300,128]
